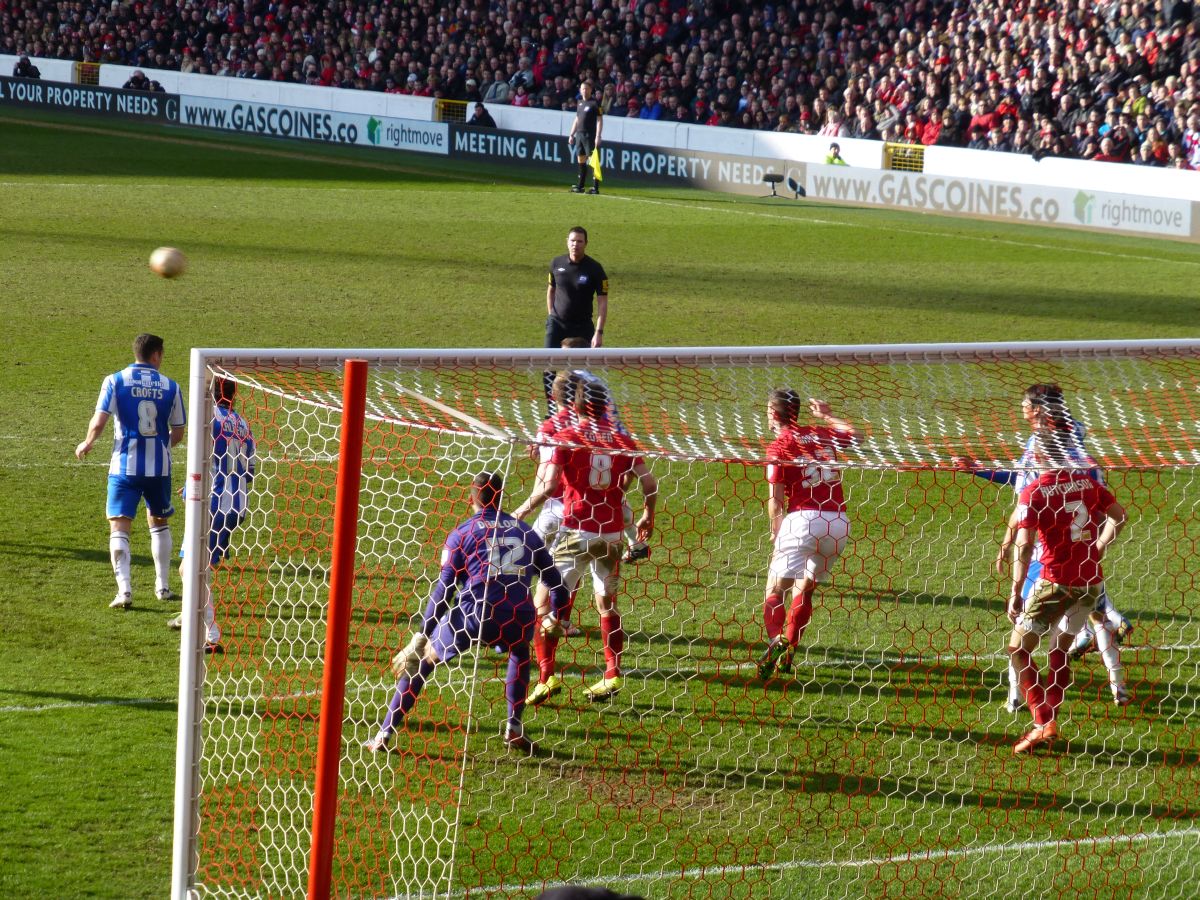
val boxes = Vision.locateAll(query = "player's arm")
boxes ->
[994,506,1021,575]
[1094,499,1128,557]
[631,459,657,540]
[513,462,562,520]
[592,290,608,348]
[170,424,185,448]
[546,272,555,316]
[809,398,857,442]
[595,110,603,146]
[75,410,111,460]
[168,386,187,447]
[1008,526,1035,623]
[767,479,786,539]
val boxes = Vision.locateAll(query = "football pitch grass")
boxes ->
[1,107,1199,899]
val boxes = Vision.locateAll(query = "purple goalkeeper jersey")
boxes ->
[422,510,561,634]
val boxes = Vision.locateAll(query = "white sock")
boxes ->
[1099,595,1125,628]
[1007,659,1021,703]
[1096,625,1125,692]
[109,531,131,595]
[202,583,221,644]
[150,524,173,593]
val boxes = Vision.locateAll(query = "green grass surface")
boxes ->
[1,108,1199,900]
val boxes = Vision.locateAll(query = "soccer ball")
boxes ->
[149,246,187,278]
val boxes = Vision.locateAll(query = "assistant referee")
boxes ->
[546,225,608,349]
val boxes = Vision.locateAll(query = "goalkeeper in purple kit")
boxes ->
[367,472,564,755]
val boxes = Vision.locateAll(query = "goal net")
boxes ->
[172,342,1200,900]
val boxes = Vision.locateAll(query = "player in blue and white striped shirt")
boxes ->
[169,376,256,651]
[76,334,186,609]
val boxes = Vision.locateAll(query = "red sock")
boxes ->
[534,631,559,682]
[784,587,814,646]
[1045,648,1071,719]
[1013,648,1050,725]
[763,593,785,641]
[600,612,623,678]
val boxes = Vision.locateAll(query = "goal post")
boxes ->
[172,341,1200,900]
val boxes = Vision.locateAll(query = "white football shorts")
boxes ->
[551,529,623,596]
[534,497,565,549]
[769,510,850,583]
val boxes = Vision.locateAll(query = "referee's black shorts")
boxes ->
[545,316,594,348]
[574,133,596,159]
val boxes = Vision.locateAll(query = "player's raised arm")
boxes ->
[809,398,857,442]
[75,409,111,460]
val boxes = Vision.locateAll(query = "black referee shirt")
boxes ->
[575,99,601,139]
[548,254,609,324]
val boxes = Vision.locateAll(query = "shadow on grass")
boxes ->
[0,687,174,711]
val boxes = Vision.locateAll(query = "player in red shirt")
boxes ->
[1005,431,1127,755]
[514,379,657,703]
[757,389,858,679]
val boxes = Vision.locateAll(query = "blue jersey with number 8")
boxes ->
[96,362,186,477]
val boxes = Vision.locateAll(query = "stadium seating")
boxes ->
[4,0,1198,168]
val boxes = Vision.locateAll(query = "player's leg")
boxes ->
[367,610,468,751]
[106,475,138,608]
[1011,582,1077,753]
[783,512,849,648]
[1006,558,1041,711]
[491,605,537,752]
[143,475,178,600]
[1098,589,1134,643]
[573,144,589,192]
[1090,585,1131,705]
[584,538,625,701]
[530,536,583,704]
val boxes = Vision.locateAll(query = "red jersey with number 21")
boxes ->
[1015,471,1116,586]
[766,426,850,513]
[551,419,642,533]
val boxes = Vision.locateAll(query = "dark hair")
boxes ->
[133,333,164,362]
[568,225,588,241]
[472,471,503,508]
[1032,428,1075,469]
[1024,383,1072,431]
[575,378,609,419]
[560,336,590,349]
[768,388,801,426]
[211,376,237,406]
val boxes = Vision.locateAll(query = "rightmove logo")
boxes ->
[1073,191,1094,224]
[367,117,382,145]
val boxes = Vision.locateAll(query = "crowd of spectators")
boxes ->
[4,0,1199,168]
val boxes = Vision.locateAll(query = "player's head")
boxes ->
[551,370,584,407]
[1023,383,1071,430]
[211,377,237,406]
[471,471,503,510]
[575,378,609,420]
[561,336,590,350]
[133,333,165,364]
[767,388,801,428]
[567,226,588,260]
[1030,428,1075,470]
[580,80,594,99]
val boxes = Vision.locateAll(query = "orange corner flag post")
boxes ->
[307,358,369,900]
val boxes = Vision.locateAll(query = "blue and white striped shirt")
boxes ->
[96,362,186,477]
[211,404,256,514]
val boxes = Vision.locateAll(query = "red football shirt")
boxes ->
[1015,471,1117,586]
[765,426,851,513]
[550,418,642,532]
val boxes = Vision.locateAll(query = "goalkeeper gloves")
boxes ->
[391,633,429,679]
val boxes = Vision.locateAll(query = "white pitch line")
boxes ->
[607,193,1200,267]
[0,697,165,714]
[448,827,1200,899]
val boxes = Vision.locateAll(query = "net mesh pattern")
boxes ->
[180,345,1200,899]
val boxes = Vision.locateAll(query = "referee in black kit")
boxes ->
[569,80,603,194]
[546,225,608,349]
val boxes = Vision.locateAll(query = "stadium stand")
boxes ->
[2,0,1198,168]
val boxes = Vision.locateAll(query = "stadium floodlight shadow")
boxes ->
[786,175,807,199]
[761,172,784,198]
